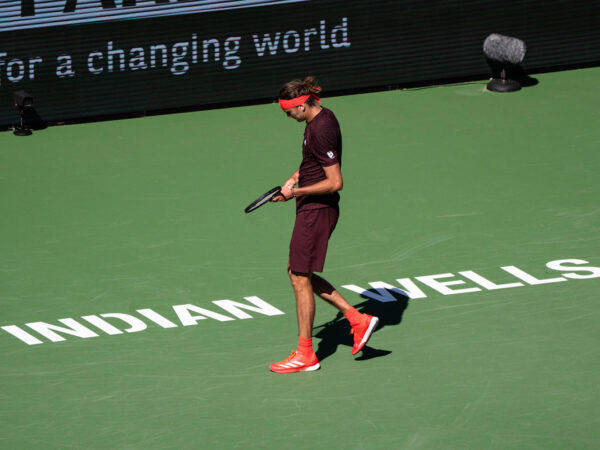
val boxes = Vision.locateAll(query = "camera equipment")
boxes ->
[13,90,34,136]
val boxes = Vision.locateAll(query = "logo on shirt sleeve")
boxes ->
[327,151,335,159]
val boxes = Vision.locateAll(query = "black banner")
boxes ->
[1,0,599,129]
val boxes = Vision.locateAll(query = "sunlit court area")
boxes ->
[2,1,600,449]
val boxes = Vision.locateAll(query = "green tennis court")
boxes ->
[2,67,599,449]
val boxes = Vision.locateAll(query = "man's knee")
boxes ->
[288,270,312,289]
[311,273,335,296]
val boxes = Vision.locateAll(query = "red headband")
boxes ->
[278,94,321,109]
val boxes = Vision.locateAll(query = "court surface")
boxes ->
[1,67,599,449]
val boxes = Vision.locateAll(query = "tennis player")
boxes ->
[270,76,379,373]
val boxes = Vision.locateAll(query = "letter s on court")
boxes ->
[546,259,600,279]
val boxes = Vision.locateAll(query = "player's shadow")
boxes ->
[313,289,409,362]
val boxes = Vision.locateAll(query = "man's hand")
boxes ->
[272,185,294,202]
[283,176,297,191]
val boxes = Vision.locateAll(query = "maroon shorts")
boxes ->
[289,207,339,274]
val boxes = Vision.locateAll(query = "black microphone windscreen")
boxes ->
[483,34,526,65]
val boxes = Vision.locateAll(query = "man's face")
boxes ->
[283,105,307,122]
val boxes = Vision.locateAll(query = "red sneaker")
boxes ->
[269,351,320,373]
[351,315,379,355]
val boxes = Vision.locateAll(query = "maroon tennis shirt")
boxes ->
[297,107,342,212]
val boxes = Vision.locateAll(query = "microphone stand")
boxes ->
[487,66,522,93]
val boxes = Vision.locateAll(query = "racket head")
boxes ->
[244,186,282,213]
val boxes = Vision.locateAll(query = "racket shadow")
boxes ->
[313,289,409,362]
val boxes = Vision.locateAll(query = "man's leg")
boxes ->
[311,273,379,355]
[269,270,320,373]
[289,270,315,339]
[311,273,351,313]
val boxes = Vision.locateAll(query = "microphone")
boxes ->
[483,34,526,65]
[483,34,527,92]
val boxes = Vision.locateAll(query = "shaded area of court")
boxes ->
[1,68,599,449]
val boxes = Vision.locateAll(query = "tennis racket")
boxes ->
[244,186,281,213]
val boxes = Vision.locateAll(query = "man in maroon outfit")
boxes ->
[269,77,379,373]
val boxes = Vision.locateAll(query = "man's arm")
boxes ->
[272,170,299,202]
[283,170,300,190]
[274,164,343,201]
